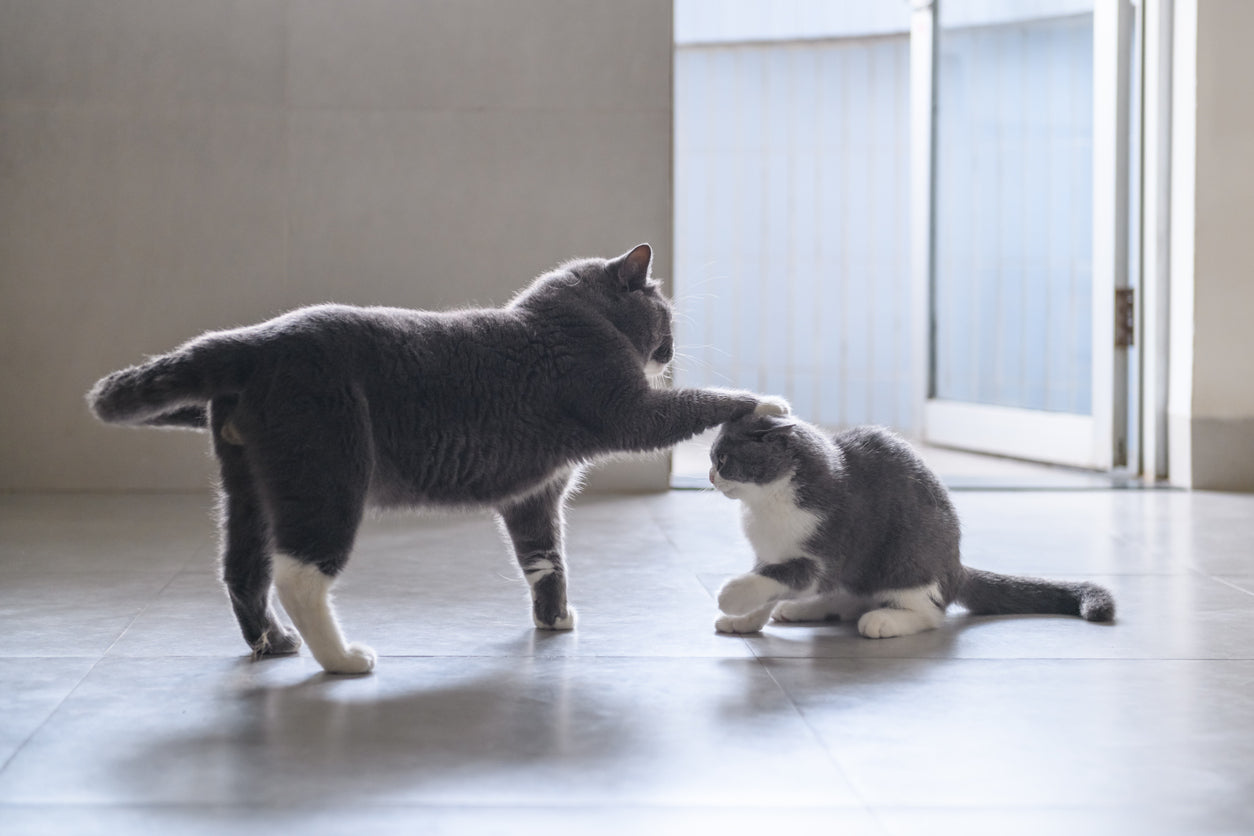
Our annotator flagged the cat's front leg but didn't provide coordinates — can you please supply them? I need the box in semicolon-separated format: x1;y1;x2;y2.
716;557;819;633
497;473;578;630
715;603;775;634
617;388;790;454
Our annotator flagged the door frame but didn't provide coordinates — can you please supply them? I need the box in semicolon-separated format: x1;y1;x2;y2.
911;0;1136;471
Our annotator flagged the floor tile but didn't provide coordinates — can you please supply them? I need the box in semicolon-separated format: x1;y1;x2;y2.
0;804;887;836
3;488;1253;834
0;657;96;767
877;806;1254;836
0;494;213;656
0;656;854;808
765;658;1254;811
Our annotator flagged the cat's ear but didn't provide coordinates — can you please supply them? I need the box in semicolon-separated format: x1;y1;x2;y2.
748;421;797;442
614;243;653;291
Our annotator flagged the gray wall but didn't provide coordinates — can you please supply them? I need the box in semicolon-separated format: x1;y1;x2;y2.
0;0;674;491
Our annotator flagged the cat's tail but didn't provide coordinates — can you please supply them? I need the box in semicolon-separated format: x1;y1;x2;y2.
87;338;247;429
956;567;1115;622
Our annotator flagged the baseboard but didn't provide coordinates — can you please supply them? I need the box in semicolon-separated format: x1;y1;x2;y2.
1170;413;1254;491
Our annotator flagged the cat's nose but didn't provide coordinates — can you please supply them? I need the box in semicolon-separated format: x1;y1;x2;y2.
709;468;717;484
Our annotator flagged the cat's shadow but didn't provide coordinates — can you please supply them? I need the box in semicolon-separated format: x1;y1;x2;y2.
111;631;637;804
722;609;1110;669
110;615;1097;803
725;615;962;666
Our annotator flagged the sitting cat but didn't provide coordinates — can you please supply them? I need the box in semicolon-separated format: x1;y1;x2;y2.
89;244;786;674
708;411;1115;636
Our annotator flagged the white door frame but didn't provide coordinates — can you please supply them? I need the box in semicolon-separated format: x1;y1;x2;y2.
912;0;1136;471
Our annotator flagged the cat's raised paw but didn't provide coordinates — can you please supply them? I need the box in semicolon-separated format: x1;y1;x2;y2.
718;574;783;616
753;396;791;417
715;613;770;634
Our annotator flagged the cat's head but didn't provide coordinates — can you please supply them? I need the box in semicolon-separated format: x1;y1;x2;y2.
709;414;800;499
513;243;673;378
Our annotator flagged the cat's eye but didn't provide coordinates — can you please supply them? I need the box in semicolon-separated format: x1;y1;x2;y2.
716;453;727;468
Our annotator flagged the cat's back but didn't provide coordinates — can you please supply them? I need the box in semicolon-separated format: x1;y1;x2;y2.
227;303;534;370
830;426;951;510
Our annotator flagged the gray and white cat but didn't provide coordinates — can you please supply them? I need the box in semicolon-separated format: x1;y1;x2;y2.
89;244;786;674
709;412;1115;635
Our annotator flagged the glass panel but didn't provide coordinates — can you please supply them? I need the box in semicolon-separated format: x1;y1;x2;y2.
933;1;1094;414
674;35;916;430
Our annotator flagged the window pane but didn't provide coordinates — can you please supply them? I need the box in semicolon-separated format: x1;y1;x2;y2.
933;3;1094;414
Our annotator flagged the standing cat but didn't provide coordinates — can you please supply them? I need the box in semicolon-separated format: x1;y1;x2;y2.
89;244;786;674
708;411;1115;635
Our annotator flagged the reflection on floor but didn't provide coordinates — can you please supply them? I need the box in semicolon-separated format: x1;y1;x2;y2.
2;486;1252;834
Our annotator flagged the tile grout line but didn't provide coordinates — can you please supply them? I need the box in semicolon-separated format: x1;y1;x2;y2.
0;566;192;780
0;659;96;781
757;661;876;816
1206;575;1254;598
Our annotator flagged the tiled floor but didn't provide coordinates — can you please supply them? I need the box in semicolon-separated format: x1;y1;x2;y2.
2;487;1253;834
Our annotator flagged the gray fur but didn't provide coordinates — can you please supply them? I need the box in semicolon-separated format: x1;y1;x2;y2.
88;244;774;657
710;413;1116;629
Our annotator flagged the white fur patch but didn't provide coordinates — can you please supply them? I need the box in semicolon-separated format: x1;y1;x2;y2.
523;558;555;586
717;573;787;616
272;553;376;674
753;396;791;417
734;476;822;565
644;359;668;378
534;607;577;630
857;583;946;639
715;604;774;634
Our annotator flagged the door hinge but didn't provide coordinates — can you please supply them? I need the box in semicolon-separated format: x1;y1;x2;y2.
1115;288;1135;348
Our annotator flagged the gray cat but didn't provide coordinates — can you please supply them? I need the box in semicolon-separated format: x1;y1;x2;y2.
88;244;786;674
709;412;1115;635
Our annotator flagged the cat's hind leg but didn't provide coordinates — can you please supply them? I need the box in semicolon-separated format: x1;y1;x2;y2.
497;472;577;630
251;390;376;674
272;555;375;674
856;583;947;638
773;589;872;623
211;397;300;658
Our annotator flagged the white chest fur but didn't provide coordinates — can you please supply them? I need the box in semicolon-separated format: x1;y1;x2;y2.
738;476;822;565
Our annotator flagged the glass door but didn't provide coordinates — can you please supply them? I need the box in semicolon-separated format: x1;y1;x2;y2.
920;0;1135;470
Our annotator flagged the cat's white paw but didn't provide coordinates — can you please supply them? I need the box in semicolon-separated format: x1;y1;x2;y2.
858;609;905;638
323;642;377;675
715;612;770;634
718;574;784;616
534;607;577;630
753;396;791;417
857;608;937;639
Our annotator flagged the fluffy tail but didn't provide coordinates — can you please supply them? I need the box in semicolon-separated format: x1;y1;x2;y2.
87;339;247;429
957;567;1115;622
